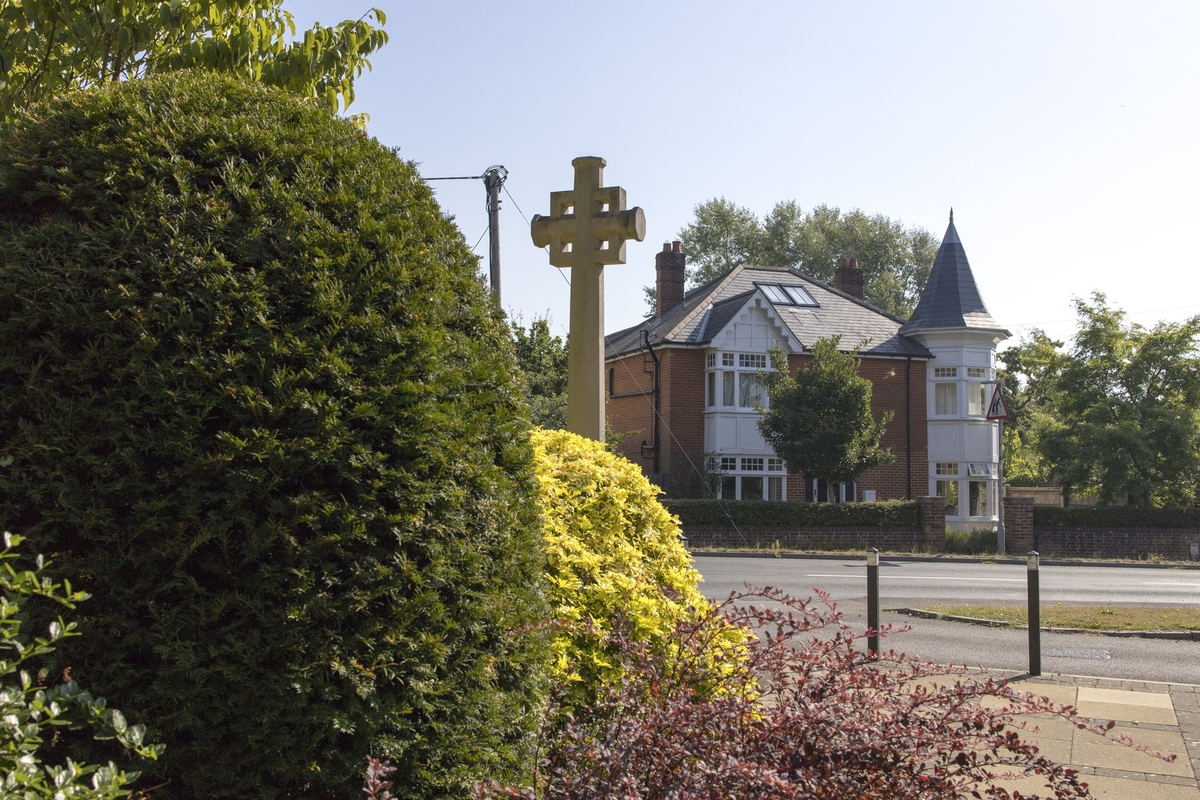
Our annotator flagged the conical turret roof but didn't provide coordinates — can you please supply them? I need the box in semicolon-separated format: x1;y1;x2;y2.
899;212;1008;336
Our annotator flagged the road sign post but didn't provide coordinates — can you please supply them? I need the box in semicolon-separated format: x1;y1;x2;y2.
986;383;1010;555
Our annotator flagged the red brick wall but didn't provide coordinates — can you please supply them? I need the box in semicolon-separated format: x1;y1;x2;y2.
606;351;656;472
1004;496;1198;559
784;353;928;502
606;347;928;501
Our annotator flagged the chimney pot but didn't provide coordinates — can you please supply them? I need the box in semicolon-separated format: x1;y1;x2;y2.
834;255;865;300
662;242;671;253
672;240;682;253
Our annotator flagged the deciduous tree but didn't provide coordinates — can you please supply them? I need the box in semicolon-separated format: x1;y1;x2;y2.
668;199;938;317
1039;294;1200;506
0;1;387;122
997;330;1069;486
758;337;893;492
511;315;568;429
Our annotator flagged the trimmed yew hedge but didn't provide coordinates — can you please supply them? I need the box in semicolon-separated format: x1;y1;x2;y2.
1033;505;1200;530
663;499;919;529
0;73;548;799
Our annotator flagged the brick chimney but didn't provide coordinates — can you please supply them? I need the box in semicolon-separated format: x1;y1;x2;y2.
835;256;864;300
656;240;686;318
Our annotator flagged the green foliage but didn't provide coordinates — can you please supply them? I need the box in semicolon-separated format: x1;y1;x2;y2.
510;315;568;430
0;533;162;798
530;429;741;707
758;338;894;488
674;199;938;317
662;451;723;499
663;499;919;529
944;528;998;555
1037;295;1200;506
1033;505;1200;530
0;72;548;799
0;1;387;122
998;330;1070;486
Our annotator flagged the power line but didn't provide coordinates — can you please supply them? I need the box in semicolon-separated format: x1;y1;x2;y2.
470;225;489;254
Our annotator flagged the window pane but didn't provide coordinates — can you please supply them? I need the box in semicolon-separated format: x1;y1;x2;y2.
760;285;789;304
969;480;990;516
767;476;783;501
721;476;736;500
739;373;764;408
706;372;716;407
742;476;763;500
739;353;767;369
968;383;986;415
783;285;817;306
935;382;957;415
933;367;957;378
936;480;959;516
722;371;735;406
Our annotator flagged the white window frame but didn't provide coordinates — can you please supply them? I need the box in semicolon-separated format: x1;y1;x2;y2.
929;461;999;519
705;349;773;412
715;453;787;501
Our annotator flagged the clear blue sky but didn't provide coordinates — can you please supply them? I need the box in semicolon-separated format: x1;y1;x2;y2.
288;1;1199;349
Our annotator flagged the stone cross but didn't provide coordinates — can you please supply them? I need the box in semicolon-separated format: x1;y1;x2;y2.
531;156;645;441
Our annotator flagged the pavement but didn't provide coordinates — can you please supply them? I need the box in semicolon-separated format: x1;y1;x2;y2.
977;669;1200;798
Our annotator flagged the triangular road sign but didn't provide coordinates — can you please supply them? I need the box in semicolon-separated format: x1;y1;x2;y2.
986;385;1009;420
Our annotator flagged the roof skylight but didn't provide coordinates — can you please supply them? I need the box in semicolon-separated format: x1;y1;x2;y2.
783;285;818;306
760;285;789;304
757;283;819;308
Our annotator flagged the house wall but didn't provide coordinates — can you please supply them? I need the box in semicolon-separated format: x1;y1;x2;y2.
606;345;706;490
605;346;928;502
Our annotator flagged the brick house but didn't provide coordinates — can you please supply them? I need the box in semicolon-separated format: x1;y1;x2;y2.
604;214;1010;524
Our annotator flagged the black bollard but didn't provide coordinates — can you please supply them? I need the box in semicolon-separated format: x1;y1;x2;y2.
1027;551;1041;676
867;548;880;657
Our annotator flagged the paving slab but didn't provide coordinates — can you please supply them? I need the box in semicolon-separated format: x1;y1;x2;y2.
981;670;1200;795
1072;726;1193;777
1078;687;1179;725
1082;774;1200;799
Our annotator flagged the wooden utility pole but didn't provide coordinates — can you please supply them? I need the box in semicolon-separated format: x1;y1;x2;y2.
483;166;507;302
425;166;508;302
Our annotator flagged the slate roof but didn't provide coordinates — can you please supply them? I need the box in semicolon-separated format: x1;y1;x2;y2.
898;213;1010;336
605;265;931;360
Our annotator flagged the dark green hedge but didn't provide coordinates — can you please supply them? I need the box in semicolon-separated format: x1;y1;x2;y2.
1034;505;1200;530
0;73;548;799
663;499;919;529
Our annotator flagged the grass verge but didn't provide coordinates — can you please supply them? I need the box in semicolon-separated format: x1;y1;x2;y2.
928;604;1200;631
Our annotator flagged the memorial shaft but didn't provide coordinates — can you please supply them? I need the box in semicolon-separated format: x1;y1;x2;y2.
531;157;645;441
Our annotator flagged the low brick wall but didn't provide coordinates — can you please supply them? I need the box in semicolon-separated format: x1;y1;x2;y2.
684;496;946;552
684;525;927;552
1004;496;1200;560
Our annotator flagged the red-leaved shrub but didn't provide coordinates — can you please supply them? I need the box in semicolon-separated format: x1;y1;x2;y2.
477;587;1167;799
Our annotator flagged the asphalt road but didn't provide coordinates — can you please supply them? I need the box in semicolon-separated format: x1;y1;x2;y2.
693;554;1200;685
